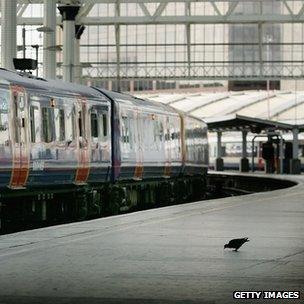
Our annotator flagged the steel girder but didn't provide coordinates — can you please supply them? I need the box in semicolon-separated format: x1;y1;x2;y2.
1;0;303;25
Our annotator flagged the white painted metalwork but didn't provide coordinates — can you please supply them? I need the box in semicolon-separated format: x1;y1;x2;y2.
292;128;299;159
43;0;56;79
115;1;121;91
241;130;247;158
217;131;222;158
74;38;81;84
62;19;76;82
81;63;304;81
1;0;304;82
139;91;304;125
1;0;17;70
0;0;302;25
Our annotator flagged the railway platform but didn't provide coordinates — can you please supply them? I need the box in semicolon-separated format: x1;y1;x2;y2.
0;172;303;304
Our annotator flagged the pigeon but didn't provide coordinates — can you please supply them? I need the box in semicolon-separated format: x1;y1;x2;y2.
224;237;249;251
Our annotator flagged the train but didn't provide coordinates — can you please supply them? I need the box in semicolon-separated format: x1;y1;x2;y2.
209;133;304;172
0;69;208;231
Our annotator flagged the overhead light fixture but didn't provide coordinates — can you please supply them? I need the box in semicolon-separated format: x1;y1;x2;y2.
13;58;38;71
45;45;62;51
81;63;92;68
37;26;54;33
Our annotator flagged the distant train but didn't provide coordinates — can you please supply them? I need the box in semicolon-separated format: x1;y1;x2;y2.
0;69;208;231
209;134;304;172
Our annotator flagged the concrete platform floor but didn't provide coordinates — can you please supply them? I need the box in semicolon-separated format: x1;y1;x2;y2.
0;173;303;304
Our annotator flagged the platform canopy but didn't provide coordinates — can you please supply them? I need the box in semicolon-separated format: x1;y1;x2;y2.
205;114;295;133
140;91;304;126
296;124;304;132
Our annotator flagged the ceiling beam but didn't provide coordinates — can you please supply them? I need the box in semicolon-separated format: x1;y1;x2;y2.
17;3;29;17
296;4;304;19
12;0;297;4
138;3;151;17
282;0;294;16
225;1;238;17
77;2;95;18
210;2;222;16
153;2;167;18
12;13;304;26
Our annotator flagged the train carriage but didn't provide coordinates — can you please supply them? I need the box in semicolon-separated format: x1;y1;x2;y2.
0;69;111;190
0;69;208;232
183;115;209;176
97;89;184;181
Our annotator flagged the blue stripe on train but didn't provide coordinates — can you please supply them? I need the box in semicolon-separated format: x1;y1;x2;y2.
27;169;76;186
0;171;11;188
28;167;111;186
88;167;111;183
118;165;192;181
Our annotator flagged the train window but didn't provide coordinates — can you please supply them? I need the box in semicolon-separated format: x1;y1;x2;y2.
91;112;98;138
78;111;83;137
59;109;65;141
102;114;107;137
0;92;9;145
147;118;154;151
65;107;75;142
158;121;163;142
165;129;170;141
41;107;54;143
30;106;36;143
12;94;20;143
54;108;65;142
95;112;108;142
153;120;158;142
128;117;134;148
121;116;129;143
142;117;148;150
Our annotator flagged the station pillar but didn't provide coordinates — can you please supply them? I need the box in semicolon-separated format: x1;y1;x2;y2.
43;0;56;79
290;128;301;174
58;5;80;82
215;131;224;171
74;25;85;84
240;130;249;172
152;80;157;91
129;80;135;93
1;0;17;70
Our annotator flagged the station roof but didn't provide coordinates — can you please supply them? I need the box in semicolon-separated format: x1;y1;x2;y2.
138;90;304;133
297;124;304;132
205;114;294;133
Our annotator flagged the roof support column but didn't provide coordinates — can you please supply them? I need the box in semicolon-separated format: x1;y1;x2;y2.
115;1;121;91
215;131;224;171
240;130;249;172
185;2;191;77
58;5;80;83
152;80;157;91
43;0;56;79
290;128;301;174
74;25;85;84
258;22;263;78
1;0;17;70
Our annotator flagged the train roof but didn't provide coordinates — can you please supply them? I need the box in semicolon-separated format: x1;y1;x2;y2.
94;88;180;115
0;69;108;101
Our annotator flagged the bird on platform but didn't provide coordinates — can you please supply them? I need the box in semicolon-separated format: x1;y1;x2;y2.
224;237;249;251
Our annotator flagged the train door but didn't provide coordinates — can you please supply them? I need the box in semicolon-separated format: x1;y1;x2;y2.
164;115;172;177
134;108;143;179
9;85;30;188
75;97;90;184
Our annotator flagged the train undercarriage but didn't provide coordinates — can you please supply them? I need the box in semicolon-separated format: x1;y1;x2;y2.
0;175;207;234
